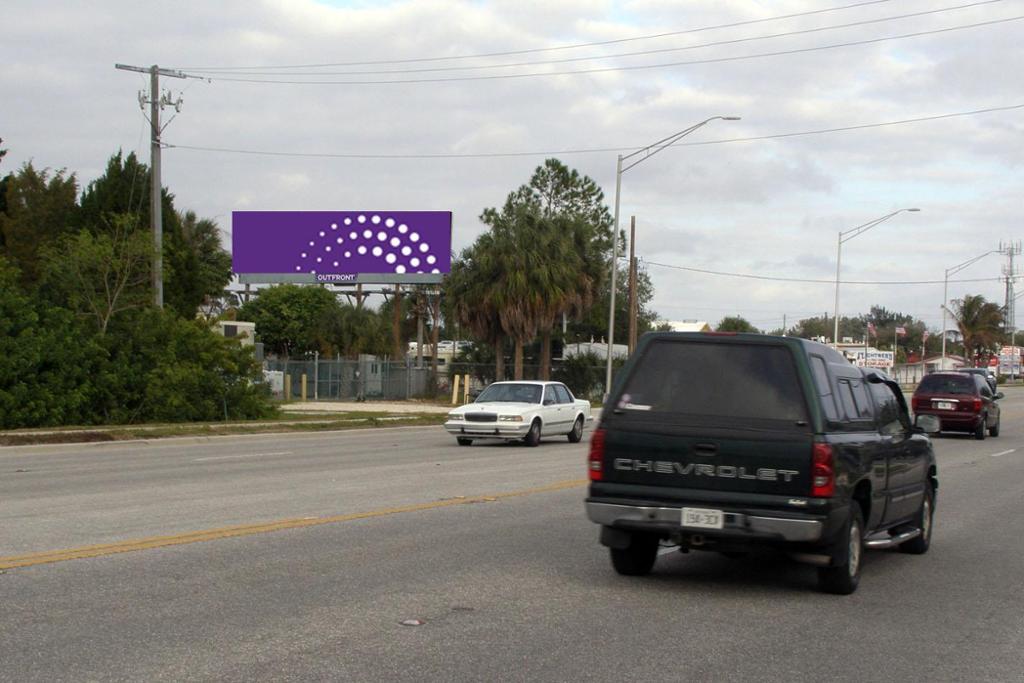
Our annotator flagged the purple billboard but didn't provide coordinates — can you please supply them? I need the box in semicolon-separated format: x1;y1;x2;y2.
232;211;452;284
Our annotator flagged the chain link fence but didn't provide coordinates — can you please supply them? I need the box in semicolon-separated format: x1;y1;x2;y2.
262;357;620;403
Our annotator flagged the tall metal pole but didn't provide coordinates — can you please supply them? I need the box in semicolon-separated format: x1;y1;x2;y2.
942;249;999;368
833;233;842;346
604;154;623;398
941;272;949;367
149;66;163;308
832;208;920;348
601;116;741;397
628;216;638;355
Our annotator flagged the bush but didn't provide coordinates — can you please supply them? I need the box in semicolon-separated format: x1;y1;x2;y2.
553;351;606;401
105;309;274;423
0;259;109;428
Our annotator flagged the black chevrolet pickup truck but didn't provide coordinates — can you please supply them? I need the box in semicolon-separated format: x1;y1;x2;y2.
586;333;939;594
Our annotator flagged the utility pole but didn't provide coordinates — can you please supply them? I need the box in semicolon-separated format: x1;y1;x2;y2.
114;63;192;307
1000;241;1021;343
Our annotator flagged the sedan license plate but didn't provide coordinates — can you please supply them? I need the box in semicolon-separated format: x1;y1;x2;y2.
935;401;955;410
681;507;724;529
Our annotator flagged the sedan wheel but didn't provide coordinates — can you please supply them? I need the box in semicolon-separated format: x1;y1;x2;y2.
567;416;584;443
523;419;541;447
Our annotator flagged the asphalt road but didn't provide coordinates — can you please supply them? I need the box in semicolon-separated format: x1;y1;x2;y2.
2;395;1023;681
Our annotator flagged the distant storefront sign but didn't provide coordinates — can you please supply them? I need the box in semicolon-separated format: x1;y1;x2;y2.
232;211;452;284
998;345;1021;376
849;348;895;369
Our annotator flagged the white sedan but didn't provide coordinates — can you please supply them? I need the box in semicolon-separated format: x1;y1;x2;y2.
444;381;592;447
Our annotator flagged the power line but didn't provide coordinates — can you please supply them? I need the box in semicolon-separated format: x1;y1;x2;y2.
175;1;1000;78
164;102;1024;159
181;16;1024;85
643;259;1020;285
174;0;899;71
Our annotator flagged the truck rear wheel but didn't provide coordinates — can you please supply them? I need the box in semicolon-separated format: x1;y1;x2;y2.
610;533;659;576
817;507;864;595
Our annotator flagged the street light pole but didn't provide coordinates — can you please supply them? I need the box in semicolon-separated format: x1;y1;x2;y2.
941;250;998;367
833;208;920;348
603;116;740;397
605;153;623;394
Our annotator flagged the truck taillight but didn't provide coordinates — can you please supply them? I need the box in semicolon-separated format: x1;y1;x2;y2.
811;443;835;498
588;428;606;481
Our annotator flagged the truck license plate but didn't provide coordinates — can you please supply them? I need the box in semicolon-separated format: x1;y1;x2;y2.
935;401;954;410
681;507;724;529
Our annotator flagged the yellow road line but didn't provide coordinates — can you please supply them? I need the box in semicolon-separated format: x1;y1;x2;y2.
0;479;588;570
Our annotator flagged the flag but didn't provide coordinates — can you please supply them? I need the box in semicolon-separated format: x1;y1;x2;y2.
895;326;907;336
867;322;877;337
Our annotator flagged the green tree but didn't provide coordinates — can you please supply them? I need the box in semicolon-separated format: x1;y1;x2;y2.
0;257;108;428
480;159;613;379
166;210;233;318
101;308;271;423
0;162;79;287
319;304;390;359
444;237;508;380
78;152;231;318
237;284;340;356
950;294;1004;364
39;214;153;333
716;316;760;333
567;263;659;345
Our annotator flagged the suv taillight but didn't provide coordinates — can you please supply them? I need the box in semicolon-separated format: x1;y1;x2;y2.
811;443;835;498
588;428;606;481
911;396;924;411
972;397;983;412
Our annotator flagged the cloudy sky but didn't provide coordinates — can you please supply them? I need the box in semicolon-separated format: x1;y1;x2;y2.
4;0;1022;334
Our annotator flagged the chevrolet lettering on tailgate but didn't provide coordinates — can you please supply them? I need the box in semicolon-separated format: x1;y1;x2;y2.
613;459;798;482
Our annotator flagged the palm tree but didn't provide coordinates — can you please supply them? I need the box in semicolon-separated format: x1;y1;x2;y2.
446;239;507;380
485;218;540;380
950;294;1004;365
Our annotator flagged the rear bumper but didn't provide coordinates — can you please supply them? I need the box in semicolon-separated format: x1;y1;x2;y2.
915;409;982;431
586;501;827;543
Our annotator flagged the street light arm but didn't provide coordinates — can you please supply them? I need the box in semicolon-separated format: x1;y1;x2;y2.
839;209;911;244
620;116;738;172
946;250;999;277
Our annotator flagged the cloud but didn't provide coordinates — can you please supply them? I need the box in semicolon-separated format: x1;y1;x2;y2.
2;0;1020;330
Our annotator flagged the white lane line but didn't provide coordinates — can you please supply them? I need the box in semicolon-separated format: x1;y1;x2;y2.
193;451;294;463
658;547;677;556
989;449;1016;458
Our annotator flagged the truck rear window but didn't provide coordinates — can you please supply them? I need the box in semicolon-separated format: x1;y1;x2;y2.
616;341;808;423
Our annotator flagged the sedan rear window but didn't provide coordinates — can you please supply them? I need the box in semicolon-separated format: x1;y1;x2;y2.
617;341;808;423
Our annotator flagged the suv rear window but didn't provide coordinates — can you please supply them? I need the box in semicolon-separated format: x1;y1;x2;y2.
617;340;808;423
917;374;975;395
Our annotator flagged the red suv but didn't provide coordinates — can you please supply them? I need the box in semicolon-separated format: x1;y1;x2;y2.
912;372;1002;440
